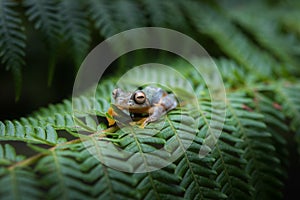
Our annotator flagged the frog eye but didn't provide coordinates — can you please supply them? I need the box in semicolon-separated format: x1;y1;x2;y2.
134;91;146;104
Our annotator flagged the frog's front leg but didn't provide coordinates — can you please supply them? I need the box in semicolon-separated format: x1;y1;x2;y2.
160;94;178;112
142;105;166;127
143;94;177;126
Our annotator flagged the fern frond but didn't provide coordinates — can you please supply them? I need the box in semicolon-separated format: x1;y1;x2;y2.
88;0;147;38
58;0;91;68
276;84;300;131
136;165;184;200
23;0;60;45
212;132;253;199
0;168;42;200
5;80;113;143
223;2;298;68
22;0;61;85
0;0;26;99
0;144;25;166
30;79;113;119
215;58;249;89
35;147;92;199
29;100;72;119
112;0;146;31
186;94;254;199
141;0;186;29
228;92;285;199
115;111;194;198
0;0;26;69
275;84;300;154
182;1;281;79
80;105;217;199
86;0;121;37
141;0;169;27
26;97;109;132
197;100;254;199
79;138;141;199
172;100;227;199
0;120;66;145
177;152;225;199
253;90;289;179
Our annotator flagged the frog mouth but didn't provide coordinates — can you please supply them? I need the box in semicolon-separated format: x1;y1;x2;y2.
128;106;151;114
114;104;150;114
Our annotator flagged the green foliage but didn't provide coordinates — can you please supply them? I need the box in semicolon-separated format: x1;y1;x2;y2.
58;0;91;68
1;0;300;199
23;0;60;45
0;0;26;99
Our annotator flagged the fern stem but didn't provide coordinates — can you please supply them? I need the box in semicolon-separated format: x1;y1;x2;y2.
7;127;118;170
166;115;205;199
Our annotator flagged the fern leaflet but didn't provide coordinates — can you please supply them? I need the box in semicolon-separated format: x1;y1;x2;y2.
0;0;26;99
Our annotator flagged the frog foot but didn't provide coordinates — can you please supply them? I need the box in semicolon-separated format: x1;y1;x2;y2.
106;107;116;126
133;117;148;129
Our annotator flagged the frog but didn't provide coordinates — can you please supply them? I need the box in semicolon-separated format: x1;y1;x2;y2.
107;86;178;127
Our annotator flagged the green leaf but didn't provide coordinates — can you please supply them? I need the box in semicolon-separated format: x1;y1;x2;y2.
0;144;25;166
0;168;42;200
0;0;26;99
58;0;91;68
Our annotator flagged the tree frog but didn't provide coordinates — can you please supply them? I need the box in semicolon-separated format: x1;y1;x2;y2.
107;86;178;127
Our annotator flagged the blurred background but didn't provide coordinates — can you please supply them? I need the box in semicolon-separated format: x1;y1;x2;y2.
2;0;299;121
